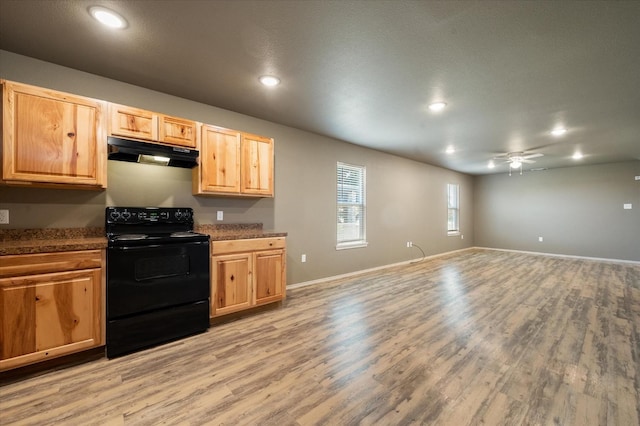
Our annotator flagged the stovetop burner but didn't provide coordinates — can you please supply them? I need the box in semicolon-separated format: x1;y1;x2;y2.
170;231;198;238
113;234;148;241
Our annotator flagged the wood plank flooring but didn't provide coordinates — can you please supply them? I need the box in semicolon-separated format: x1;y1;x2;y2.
1;248;639;425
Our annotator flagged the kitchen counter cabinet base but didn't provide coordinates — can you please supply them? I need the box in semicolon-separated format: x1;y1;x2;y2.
0;250;103;372
210;238;286;318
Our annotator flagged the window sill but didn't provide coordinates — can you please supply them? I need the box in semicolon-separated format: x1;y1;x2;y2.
447;231;460;236
336;241;369;250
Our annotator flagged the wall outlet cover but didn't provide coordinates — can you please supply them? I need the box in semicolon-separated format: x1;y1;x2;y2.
0;209;8;224
216;211;223;221
623;203;632;210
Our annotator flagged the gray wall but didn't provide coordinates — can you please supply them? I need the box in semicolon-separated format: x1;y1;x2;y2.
0;50;473;284
474;161;640;262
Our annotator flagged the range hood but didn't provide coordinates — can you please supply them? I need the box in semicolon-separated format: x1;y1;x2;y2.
107;137;199;168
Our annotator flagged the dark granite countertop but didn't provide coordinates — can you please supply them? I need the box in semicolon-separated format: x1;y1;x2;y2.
0;228;107;256
0;224;286;256
196;224;287;241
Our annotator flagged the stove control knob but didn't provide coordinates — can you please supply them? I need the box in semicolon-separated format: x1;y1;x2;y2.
183;210;192;220
175;210;183;220
122;211;131;220
110;211;121;221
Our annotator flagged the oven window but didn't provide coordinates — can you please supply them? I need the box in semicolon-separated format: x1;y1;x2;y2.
135;255;189;281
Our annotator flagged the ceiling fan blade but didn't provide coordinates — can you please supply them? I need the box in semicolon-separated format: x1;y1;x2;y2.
522;153;543;159
522;159;536;163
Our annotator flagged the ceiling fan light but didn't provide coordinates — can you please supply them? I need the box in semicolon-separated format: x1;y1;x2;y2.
510;160;522;169
572;152;583;160
488;161;495;169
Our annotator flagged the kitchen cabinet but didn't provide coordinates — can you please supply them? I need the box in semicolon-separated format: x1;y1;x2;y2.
193;125;274;197
0;250;104;371
210;237;286;317
193;124;241;194
241;132;274;196
108;103;198;149
1;80;107;189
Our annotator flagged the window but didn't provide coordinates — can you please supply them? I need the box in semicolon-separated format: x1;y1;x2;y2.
447;183;460;235
337;162;367;249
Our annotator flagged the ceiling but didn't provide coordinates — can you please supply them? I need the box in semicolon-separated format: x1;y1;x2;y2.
1;0;639;175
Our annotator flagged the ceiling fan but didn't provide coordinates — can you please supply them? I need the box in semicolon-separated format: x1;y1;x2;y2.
493;151;544;175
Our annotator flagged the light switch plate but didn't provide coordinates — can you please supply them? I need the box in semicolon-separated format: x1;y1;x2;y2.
216;211;223;221
0;209;8;224
623;204;632;210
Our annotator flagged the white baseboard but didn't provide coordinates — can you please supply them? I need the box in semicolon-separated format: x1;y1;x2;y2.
474;246;640;265
288;247;475;290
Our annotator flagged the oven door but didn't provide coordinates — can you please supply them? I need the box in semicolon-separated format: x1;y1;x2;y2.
107;240;210;319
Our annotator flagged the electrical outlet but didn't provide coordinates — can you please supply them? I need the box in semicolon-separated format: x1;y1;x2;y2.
538;237;543;242
406;241;412;248
301;254;307;263
0;209;8;224
623;204;632;210
461;234;464;240
216;211;223;221
635;176;640;181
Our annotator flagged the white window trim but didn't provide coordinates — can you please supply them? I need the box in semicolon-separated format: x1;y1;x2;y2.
336;162;367;250
336;241;369;250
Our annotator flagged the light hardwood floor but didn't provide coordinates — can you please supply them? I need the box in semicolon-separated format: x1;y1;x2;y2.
1;248;639;425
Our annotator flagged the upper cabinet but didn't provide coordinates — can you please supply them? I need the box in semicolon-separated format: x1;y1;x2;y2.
1;80;107;189
241;133;274;196
108;103;198;149
194;124;241;194
1;80;274;196
193;125;274;197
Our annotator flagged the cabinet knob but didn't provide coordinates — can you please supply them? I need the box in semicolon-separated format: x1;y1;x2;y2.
67;132;76;138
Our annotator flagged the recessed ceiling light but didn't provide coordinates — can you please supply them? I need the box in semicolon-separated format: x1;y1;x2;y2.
572;152;583;160
551;127;567;137
89;6;127;29
259;75;281;87
428;102;447;112
445;146;455;154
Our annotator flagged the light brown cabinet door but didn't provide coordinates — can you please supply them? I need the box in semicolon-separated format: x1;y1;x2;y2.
108;103;157;141
211;253;252;316
254;249;285;305
0;268;102;371
241;133;274;196
2;81;106;188
195;124;241;194
158;115;197;148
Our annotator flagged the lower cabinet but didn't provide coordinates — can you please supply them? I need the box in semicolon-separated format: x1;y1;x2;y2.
211;238;286;317
0;250;103;371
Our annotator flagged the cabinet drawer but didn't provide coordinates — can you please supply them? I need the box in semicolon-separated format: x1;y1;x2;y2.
211;237;285;254
0;250;102;278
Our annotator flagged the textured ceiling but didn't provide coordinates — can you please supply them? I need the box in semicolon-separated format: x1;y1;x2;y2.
1;0;639;175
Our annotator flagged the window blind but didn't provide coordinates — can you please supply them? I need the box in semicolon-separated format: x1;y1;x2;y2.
337;162;366;247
